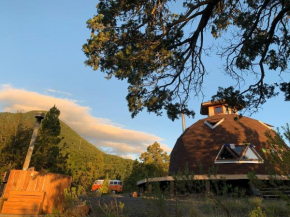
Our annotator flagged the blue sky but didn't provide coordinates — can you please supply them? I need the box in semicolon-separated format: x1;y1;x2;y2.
0;1;289;158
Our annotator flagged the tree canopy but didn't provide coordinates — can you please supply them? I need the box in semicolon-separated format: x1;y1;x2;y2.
0;113;32;171
123;142;169;191
83;0;290;120
139;142;170;176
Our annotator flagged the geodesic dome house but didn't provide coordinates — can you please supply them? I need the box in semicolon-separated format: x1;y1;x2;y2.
169;101;285;177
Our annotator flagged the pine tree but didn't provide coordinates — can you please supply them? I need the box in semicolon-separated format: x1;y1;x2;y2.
32;106;68;173
265;124;290;175
139;142;170;177
0;123;32;171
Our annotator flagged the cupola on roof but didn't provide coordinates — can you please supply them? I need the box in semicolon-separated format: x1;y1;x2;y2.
200;100;240;117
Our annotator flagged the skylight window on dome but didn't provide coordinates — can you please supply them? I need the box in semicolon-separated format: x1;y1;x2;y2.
243;148;259;160
204;118;224;129
218;146;238;160
215;144;263;164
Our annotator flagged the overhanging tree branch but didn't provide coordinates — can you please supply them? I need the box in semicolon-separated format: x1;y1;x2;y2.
84;0;290;120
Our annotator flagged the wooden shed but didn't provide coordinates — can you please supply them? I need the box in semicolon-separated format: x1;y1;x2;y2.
0;170;72;215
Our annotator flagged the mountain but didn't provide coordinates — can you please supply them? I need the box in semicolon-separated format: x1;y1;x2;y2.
0;111;133;187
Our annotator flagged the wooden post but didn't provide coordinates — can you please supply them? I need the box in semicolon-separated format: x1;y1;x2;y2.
23;112;45;170
148;184;152;194
205;181;210;194
170;181;174;196
182;113;186;132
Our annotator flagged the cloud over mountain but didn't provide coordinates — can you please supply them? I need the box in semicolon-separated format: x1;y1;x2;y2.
0;84;171;158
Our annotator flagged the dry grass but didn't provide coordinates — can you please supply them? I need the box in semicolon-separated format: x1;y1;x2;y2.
84;194;290;217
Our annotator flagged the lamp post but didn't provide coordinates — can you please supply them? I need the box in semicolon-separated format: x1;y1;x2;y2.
22;112;45;170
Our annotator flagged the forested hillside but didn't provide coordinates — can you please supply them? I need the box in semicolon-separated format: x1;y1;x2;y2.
0;110;133;189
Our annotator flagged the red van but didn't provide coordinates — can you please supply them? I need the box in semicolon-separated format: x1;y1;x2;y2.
91;179;123;194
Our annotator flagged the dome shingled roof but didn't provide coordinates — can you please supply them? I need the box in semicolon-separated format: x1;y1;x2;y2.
169;114;280;175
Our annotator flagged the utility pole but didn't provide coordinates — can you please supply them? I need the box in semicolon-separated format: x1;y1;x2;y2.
182;113;186;132
23;112;45;170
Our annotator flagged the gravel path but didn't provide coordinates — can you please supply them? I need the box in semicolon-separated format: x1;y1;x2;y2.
86;194;183;217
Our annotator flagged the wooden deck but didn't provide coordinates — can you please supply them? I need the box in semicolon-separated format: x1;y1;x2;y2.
137;174;289;185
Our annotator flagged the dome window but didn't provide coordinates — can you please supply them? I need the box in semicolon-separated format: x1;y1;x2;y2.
215;144;263;164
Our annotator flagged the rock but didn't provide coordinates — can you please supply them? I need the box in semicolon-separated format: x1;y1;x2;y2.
131;191;139;197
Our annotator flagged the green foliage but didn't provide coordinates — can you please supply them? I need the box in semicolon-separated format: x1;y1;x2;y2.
144;185;168;217
248;124;290;204
123;142;169;191
84;0;290;120
64;187;79;209
31;106;68;173
264;124;290;175
281;123;290;146
249;207;266;217
0;112;32;173
248;171;266;190
173;165;199;194
48;187;88;217
48;207;63;217
0;121;32;171
41;105;61;138
103;154;133;181
139;142;169;176
248;197;263;208
123;160;145;192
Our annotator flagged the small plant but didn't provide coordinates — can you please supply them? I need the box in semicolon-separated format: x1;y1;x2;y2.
248;197;263;207
96;198;127;217
249;206;266;217
153;185;167;217
100;174;110;195
47;207;63;217
50;187;89;217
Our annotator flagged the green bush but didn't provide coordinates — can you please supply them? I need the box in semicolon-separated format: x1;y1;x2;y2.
249;207;266;217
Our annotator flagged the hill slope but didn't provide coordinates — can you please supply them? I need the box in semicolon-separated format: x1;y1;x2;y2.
0;111;133;184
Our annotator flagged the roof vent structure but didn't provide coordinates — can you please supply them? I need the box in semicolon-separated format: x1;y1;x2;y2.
204;118;224;129
200;100;241;117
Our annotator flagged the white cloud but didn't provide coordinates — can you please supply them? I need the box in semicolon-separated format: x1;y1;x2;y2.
45;88;72;96
0;85;171;158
